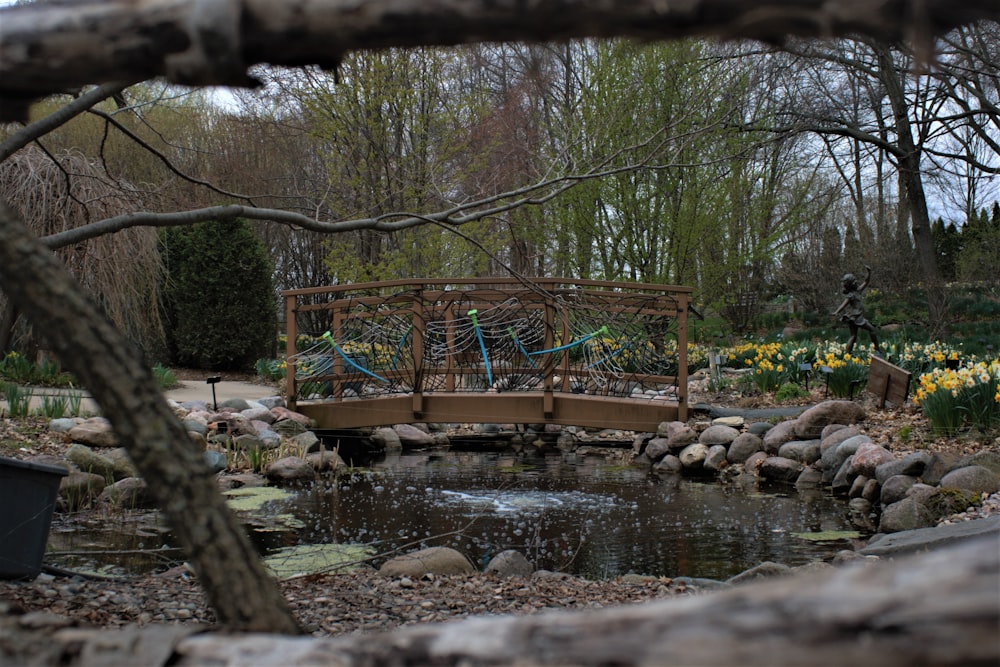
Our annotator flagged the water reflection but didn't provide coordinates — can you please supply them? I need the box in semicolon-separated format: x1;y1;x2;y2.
282;451;858;580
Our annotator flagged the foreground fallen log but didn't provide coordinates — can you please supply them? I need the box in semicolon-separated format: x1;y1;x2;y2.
37;536;999;666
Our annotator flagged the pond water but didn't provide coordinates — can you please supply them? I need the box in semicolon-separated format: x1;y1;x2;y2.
49;450;861;580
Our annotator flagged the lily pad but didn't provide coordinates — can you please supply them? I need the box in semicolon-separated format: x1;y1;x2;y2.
223;486;290;512
791;530;861;542
264;543;375;578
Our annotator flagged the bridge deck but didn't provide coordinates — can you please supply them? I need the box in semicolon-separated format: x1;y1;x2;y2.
297;391;681;432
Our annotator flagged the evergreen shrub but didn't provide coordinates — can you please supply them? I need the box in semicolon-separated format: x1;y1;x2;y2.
160;219;276;371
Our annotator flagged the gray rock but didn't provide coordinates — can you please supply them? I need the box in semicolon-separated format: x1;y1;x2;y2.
644;437;671;462
875;452;932;484
861;516;1000;557
431;432;450;448
958;451;1000;476
878;496;936;533
777;440;821;465
699;425;740;447
821;434;870;483
921;452;962;486
59;471;107;511
104;447;138;480
204;449;229;473
182;419;208;436
65;444;115;479
678;443;709;469
759;456;804;484
711;415;745;429
761;420;798;455
848;474;869;499
726;561;791;585
744;451;768;472
371;427;402;451
704;445;728;472
305;450;346;472
98;477;154;509
819;425;862;454
48;418;80;433
848;497;873;515
272;419;307;437
67;418;117;448
379;546;475;577
265;456;316;483
257;396;285;410
394;423;435;448
939;465;1000;496
232;434;266;451
831;455;855;495
257;429;282;449
793;400;866;438
664;422;698;449
292;430;319;451
672;576;732;591
880;475;918;506
794;467;823;490
271;406;313;427
485;550;534;577
726;433;762;464
218;397;251;411
653;454;682;474
746;422;772;436
905;483;939;504
862;478;880;503
241;406;275;424
849;442;895;478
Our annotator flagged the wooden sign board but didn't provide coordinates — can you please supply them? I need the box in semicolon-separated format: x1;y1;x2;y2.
866;356;911;408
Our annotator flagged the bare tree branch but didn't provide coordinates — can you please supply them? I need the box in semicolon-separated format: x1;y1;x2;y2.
0;82;129;161
2;0;998;120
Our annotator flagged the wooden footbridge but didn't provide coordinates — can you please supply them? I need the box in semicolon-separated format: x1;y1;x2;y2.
283;278;691;431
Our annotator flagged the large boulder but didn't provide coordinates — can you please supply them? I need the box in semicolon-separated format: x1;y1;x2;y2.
849;442;895;478
98;477;154;509
880;475;918;506
393;424;435;448
879;496;936;533
762;420;798;455
379;546;475;577
875;452;932;484
59;471;107;511
726;433;762;464
678;443;709;470
67;418;118;448
793;401;866;439
265;456;316;483
643;437;671;462
65;444;115;479
699;425;740;447
371;427;402;451
777;440;821;465
485;550;534;577
759;456;804;484
939;466;1000;496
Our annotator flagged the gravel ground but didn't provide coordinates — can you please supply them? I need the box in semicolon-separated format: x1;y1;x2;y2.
0;568;686;637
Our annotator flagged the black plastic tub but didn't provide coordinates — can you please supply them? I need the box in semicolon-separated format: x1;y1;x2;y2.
0;456;67;580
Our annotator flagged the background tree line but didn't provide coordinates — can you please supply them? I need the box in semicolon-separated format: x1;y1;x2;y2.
1;22;998;361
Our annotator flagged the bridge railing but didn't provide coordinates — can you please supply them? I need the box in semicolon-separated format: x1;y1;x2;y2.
282;278;691;424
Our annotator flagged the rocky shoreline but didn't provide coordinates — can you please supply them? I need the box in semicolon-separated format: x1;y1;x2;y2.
1;390;998;643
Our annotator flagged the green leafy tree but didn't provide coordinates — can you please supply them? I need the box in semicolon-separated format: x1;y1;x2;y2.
160;219;276;370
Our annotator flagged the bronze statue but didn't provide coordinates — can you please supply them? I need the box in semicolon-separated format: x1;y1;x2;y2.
834;266;879;355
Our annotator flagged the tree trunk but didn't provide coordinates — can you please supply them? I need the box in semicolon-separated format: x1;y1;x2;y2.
0;200;301;634
874;42;949;334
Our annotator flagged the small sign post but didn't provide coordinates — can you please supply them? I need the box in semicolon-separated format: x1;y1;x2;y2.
866;356;910;408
